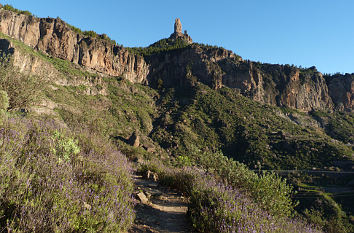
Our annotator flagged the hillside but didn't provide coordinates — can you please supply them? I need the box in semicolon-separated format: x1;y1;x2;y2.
0;5;353;233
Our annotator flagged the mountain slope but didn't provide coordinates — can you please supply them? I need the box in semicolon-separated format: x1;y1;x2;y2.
0;5;353;233
0;7;352;112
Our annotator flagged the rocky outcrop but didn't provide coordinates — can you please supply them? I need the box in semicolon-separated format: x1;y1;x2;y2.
147;44;352;111
221;63;334;111
169;18;192;44
0;9;352;112
174;18;182;34
0;9;149;82
326;73;353;111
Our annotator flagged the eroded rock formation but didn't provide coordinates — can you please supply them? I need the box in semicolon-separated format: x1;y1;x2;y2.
0;9;149;82
0;8;351;112
169;18;192;44
174;18;182;34
147;44;352;111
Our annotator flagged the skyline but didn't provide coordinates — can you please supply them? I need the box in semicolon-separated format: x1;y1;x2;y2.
1;0;354;74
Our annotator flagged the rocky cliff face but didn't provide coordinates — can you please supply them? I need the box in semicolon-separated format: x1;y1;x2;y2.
0;9;149;82
147;44;352;111
0;8;352;112
326;73;354;111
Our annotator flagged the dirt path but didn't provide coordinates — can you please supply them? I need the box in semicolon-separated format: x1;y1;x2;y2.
129;174;192;233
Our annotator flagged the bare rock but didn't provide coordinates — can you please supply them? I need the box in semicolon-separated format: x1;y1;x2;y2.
137;192;149;204
147;170;159;182
169;18;192;44
128;130;140;147
0;9;149;83
174;18;182;34
327;73;353;111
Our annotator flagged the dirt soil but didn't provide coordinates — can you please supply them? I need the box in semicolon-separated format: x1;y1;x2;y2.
128;174;192;233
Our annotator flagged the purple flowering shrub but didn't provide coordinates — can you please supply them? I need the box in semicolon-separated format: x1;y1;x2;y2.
0;118;134;232
179;148;297;218
139;160;322;233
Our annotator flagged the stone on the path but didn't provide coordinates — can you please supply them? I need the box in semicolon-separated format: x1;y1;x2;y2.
137;191;149;204
147;170;159;182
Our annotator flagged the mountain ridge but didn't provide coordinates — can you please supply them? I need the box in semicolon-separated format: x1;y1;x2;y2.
0;7;352;112
0;4;353;232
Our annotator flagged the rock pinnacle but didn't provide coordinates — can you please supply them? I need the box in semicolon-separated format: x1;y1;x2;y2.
170;18;193;44
174;18;182;34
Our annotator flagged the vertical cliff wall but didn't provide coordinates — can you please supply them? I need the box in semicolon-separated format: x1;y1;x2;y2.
0;9;149;82
0;8;352;112
147;44;352;112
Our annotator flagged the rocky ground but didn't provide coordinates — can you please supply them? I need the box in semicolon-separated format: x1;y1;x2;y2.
129;173;191;233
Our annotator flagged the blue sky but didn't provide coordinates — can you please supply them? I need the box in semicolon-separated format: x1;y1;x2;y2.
1;0;354;74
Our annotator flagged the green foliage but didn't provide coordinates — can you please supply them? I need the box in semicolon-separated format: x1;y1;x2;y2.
302;193;354;233
0;56;42;110
0;23;352;231
175;155;192;167
2;4;32;16
190;149;297;217
83;30;98;38
51;129;80;163
152;84;352;171
127;38;189;56
67;24;83;34
138;160;319;233
0;90;9;125
0;118;134;232
310;110;354;144
66;24;117;45
0;90;9;110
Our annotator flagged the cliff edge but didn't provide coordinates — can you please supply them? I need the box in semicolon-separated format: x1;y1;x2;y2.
0;8;149;82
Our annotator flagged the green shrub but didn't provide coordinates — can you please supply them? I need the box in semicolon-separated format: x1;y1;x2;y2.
127;38;189;56
138;160;320;233
191;149;297;217
0;118;134;232
0;60;42;109
0;90;9;124
2;4;32;16
51;129;80;163
0;90;9;110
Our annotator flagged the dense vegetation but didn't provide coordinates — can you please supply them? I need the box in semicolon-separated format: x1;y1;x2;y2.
151;85;352;170
1;4;32;16
66;23;118;46
0;56;135;231
0;10;353;232
0;117;134;232
138;159;321;233
127;38;190;56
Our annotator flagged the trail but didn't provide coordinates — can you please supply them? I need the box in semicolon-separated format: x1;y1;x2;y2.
129;173;192;233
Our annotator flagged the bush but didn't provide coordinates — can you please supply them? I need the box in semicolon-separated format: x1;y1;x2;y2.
0;90;9;124
2;4;32;16
0;118;134;232
0;90;9;110
83;30;98;38
127;38;190;56
189;148;297;217
138;160;321;233
0;60;42;110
